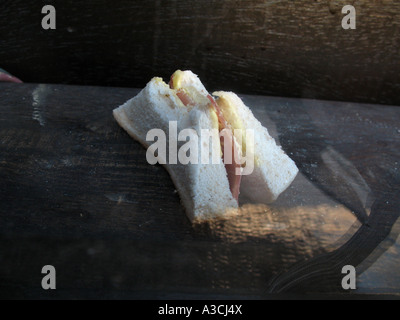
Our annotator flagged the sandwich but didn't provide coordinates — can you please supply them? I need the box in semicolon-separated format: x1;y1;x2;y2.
113;70;298;222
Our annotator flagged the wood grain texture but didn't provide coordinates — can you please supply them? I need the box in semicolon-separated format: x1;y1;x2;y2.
0;83;399;299
0;0;399;105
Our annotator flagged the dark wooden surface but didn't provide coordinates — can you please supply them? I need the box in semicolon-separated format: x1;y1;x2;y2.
0;82;399;299
1;0;400;105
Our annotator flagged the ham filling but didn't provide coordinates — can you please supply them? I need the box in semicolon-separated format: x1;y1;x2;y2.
169;77;242;202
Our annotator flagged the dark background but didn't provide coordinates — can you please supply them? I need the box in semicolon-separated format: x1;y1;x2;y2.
1;0;399;105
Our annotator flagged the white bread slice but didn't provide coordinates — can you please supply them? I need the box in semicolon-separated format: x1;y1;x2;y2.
113;76;238;222
213;91;298;203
